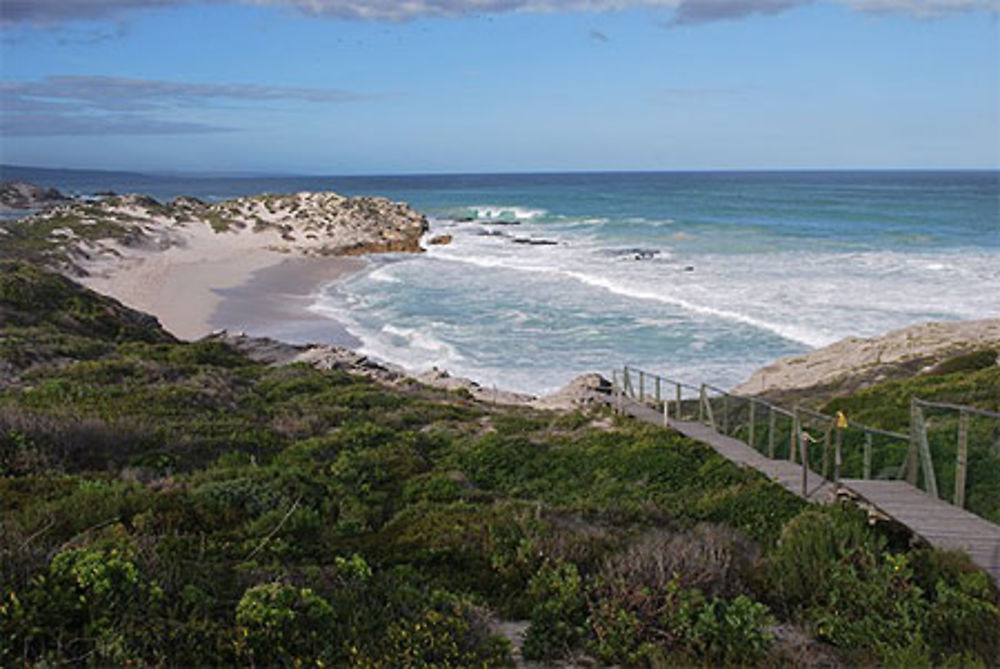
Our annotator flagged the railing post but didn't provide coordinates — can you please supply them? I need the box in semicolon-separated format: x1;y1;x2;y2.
800;427;809;496
722;393;730;435
655;376;661;405
914;402;939;499
834;425;842;486
698;384;705;423
864;432;872;480
790;408;800;463
611;368;617;393
907;399;920;486
768;408;776;458
639;370;645;403
954;410;968;508
662;391;669;427
822;425;832;479
748;399;756;451
675;383;682;421
701;385;717;430
611;370;620;415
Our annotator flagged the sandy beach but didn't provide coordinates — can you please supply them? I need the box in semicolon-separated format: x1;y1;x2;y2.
78;221;365;342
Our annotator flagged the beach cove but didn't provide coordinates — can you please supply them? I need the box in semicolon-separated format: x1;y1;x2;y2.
4;169;999;397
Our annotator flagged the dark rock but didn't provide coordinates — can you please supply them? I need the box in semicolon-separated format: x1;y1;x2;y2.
171;195;207;209
606;247;660;260
512;238;558;246
0;181;71;211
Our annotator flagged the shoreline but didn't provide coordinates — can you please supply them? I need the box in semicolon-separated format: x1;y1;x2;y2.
209;255;365;348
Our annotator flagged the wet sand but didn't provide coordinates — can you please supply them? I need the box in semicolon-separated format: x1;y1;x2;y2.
208;255;365;348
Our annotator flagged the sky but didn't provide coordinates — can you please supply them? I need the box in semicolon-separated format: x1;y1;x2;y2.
0;0;998;174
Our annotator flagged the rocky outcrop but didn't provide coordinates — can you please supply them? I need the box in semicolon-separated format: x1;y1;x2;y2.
415;368;537;405
0;181;71;211
7;190;429;275
204;330;611;411
533;373;611;410
733;318;1000;400
427;234;453;246
198;191;428;255
204;331;408;385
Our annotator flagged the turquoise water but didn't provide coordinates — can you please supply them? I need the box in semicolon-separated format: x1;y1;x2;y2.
315;172;1000;394
7;168;999;394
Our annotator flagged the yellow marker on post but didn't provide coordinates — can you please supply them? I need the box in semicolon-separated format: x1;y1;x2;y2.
835;411;847;485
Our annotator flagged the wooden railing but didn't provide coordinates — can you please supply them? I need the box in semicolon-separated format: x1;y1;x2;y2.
612;365;1000;505
908;398;1000;508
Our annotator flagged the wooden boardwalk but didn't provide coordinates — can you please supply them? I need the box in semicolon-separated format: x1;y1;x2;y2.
614;396;1000;585
618;398;834;501
841;479;1000;583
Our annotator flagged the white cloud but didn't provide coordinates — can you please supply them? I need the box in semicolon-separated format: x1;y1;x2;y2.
846;0;998;17
1;0;995;25
0;75;373;136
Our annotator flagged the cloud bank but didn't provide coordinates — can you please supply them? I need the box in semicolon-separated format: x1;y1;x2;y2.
2;0;996;25
0;75;372;136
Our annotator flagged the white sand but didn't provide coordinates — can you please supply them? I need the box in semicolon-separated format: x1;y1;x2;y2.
78;221;357;341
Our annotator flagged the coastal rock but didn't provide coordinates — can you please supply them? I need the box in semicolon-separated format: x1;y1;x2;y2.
733;318;1000;400
533;373;611;411
203;331;407;384
0;181;71;211
511;237;558;246
427;234;453;245
205;331;612;413
606;247;660;260
416;368;537;405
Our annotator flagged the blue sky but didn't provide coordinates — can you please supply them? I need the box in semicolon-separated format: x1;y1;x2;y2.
1;0;997;174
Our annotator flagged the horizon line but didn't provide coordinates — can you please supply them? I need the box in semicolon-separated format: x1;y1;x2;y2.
3;163;999;181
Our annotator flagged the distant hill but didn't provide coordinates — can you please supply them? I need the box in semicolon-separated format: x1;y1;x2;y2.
0;164;158;184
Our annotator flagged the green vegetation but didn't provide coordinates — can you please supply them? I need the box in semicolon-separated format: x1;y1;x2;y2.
0;210;139;268
820;354;1000;522
204;211;237;233
1;263;998;665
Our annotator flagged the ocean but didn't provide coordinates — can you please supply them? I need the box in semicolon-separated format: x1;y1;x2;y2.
5;167;999;395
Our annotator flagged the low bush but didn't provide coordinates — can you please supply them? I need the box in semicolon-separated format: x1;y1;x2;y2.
764;504;886;614
235;582;336;664
522;560;587;660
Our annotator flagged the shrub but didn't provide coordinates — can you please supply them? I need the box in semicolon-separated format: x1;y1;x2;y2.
235;582;336;664
587;575;775;665
522;560;587;660
930;349;998;376
2;539;165;664
683;592;775;664
584;526;773;665
597;525;758;602
924;569;1000;661
0;427;46;476
810;551;928;657
765;504;886;613
373;591;511;667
